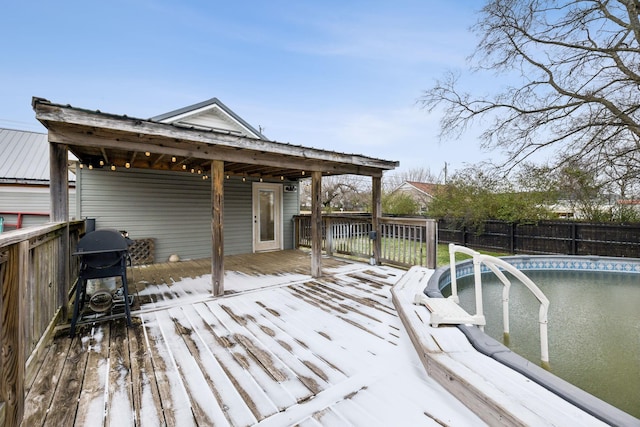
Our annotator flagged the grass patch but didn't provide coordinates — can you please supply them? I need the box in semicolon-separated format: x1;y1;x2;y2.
436;244;510;267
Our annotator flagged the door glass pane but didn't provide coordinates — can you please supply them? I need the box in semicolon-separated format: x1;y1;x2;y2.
259;190;275;241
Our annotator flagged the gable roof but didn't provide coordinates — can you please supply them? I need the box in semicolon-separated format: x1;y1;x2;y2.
150;98;267;139
0;128;75;184
395;181;440;196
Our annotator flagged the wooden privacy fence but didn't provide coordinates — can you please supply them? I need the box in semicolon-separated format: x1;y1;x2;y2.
439;219;640;257
294;214;437;268
0;221;83;427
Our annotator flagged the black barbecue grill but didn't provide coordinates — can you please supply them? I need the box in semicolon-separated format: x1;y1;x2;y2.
70;229;134;337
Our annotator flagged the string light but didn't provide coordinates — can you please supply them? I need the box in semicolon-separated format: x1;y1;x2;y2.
182;165;187;170
280;175;284;181
171;156;177;162
88;164;93;170
79;163;84;169
99;160;105;166
125;162;131;168
301;171;305;176
145;151;151;157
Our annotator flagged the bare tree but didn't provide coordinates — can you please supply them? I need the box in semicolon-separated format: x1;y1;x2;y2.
384;166;441;191
299;175;370;212
420;0;640;179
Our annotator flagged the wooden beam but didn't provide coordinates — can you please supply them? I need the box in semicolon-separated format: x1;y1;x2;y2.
372;176;381;265
47;127;387;177
34;101;399;171
311;171;322;278
211;160;224;296
49;142;70;318
49;143;68;222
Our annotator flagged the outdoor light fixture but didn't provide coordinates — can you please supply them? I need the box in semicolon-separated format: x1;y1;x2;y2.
125;162;131;168
110;164;116;171
145;151;151;157
242;176;246;182
88;164;93;170
182;164;187;170
171;156;177;162
280;176;284;181
301;171;305;176
99;160;105;166
79;163;84;169
226;175;230;179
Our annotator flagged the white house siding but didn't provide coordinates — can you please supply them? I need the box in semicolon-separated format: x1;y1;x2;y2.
78;167;299;262
0;186;77;228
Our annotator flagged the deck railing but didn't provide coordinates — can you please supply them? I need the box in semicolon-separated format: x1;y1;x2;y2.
0;221;84;427
293;214;437;269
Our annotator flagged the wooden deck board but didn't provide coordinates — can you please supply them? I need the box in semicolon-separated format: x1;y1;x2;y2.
41;334;88;427
74;324;110;427
24;253;493;426
22;333;73;427
127;318;166;427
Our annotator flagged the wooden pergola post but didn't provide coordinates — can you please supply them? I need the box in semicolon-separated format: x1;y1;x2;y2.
372;175;382;265
50;142;70;314
211;160;224;296
50;143;69;222
311;171;322;277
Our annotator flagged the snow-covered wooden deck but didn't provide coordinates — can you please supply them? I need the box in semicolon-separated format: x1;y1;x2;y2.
22;252;485;426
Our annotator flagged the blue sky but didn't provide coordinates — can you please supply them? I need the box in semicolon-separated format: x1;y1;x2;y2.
1;0;490;179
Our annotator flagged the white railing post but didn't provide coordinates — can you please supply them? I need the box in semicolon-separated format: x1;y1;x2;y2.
448;243;460;302
326;216;333;256
472;253;485;332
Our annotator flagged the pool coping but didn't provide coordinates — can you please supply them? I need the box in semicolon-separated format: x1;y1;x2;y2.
425;254;640;427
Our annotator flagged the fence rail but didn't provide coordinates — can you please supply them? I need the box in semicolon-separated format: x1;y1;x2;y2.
294;214;437;268
438;219;640;257
0;221;83;426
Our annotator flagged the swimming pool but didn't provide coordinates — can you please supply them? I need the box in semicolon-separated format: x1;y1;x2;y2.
426;253;640;424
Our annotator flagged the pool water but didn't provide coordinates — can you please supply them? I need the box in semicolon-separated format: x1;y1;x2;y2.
448;270;640;418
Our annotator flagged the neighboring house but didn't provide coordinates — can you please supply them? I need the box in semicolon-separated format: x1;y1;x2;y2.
390;181;440;214
75;98;296;262
0;127;76;231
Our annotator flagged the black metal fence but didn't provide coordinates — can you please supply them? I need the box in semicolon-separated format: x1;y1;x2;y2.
438;219;640;258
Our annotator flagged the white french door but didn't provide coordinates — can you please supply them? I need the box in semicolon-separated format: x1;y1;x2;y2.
252;182;283;252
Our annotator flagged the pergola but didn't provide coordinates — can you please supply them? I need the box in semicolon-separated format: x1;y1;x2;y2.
33;97;399;295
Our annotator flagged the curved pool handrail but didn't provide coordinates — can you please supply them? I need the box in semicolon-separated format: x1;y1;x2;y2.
448;243;478;303
476;254;550;365
448;244;551;365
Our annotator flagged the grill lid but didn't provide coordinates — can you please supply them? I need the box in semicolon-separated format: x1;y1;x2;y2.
74;229;128;255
